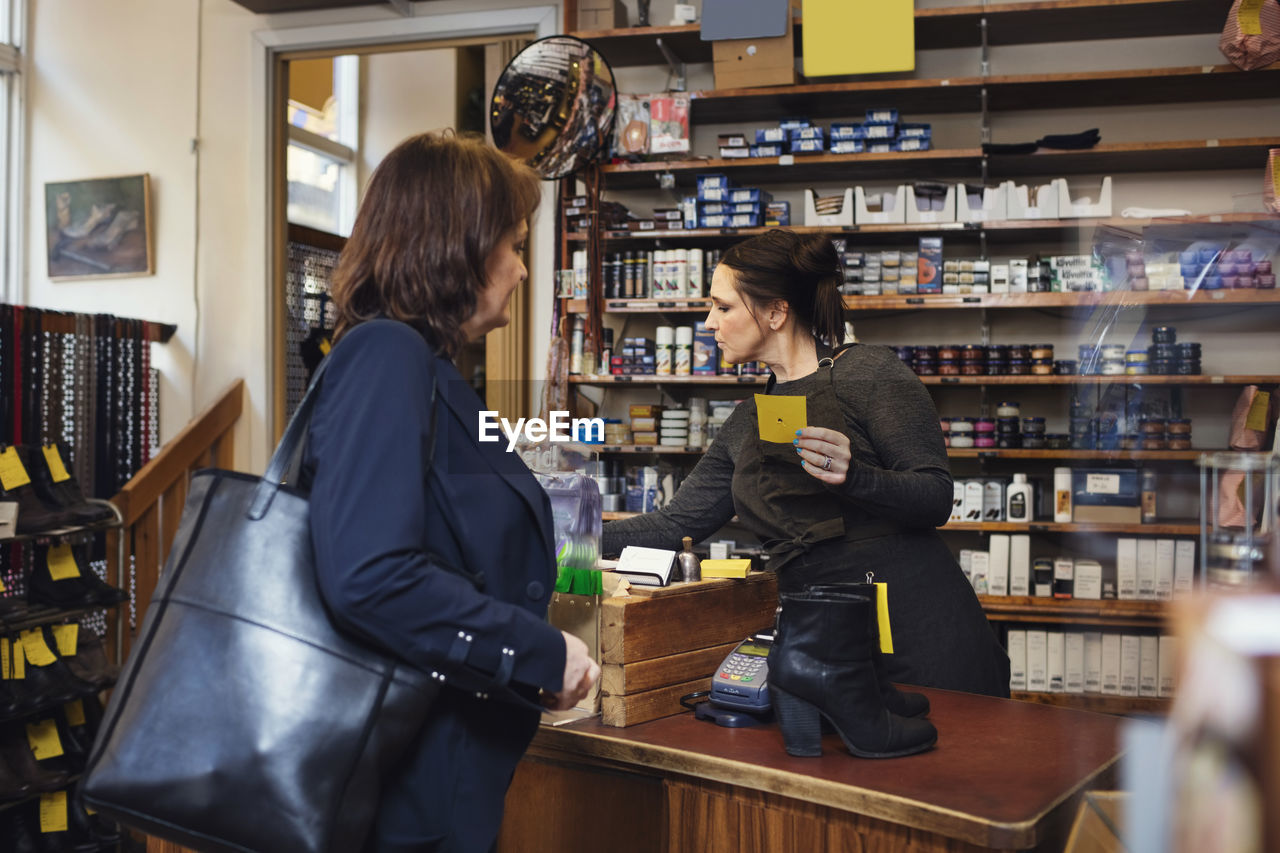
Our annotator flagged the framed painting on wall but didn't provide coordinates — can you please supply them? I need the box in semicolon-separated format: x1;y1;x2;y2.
45;174;154;279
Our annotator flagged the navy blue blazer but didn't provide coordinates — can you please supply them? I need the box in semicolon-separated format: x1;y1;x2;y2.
305;318;565;851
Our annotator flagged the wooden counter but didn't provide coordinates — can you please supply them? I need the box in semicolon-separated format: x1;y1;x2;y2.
498;687;1123;852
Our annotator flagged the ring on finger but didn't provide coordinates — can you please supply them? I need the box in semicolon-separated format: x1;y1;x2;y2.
822;455;832;471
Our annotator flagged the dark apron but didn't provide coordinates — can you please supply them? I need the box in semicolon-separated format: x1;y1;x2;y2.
732;345;1010;697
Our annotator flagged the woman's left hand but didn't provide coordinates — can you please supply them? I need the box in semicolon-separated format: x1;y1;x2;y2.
794;427;851;485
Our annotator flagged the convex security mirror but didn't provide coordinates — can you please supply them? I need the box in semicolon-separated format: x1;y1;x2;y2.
490;36;617;179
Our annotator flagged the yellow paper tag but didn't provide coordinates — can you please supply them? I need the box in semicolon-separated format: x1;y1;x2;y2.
39;791;68;833
1246;390;1271;433
1273;151;1280;198
12;640;25;679
52;624;78;657
26;718;64;760
319;336;332;355
876;582;894;654
64;699;86;727
0;638;9;680
755;394;808;443
47;543;81;580
42;444;72;483
1239;0;1265;34
0;446;31;490
21;629;58;667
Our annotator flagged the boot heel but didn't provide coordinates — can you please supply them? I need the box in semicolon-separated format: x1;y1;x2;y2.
770;687;823;757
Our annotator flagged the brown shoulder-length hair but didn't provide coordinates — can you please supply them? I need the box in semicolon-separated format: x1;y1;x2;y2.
330;131;541;357
719;229;845;346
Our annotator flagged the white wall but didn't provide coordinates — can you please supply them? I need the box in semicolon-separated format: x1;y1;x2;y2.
359;48;459;189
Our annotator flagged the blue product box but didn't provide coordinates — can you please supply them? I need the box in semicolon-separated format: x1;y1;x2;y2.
1071;468;1139;507
789;138;826;154
864;124;897;139
765;201;790;226
698;186;730;202
699;212;762;229
693;321;717;374
898;122;931;138
697;173;732;192
750;143;784;158
830;123;864;140
728;188;772;204
868;142;893;153
830;140;865;154
729;202;762;215
866;108;899;124
779;118;811;132
790;126;825;142
893;138;931;152
755;127;787;144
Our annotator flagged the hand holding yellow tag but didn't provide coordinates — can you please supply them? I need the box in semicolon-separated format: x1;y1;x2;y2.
26;718;64;760
755;394;807;443
47;543;81;580
52;624;79;657
42;444;72;483
21;629;58;667
0;446;31;490
40;791;69;833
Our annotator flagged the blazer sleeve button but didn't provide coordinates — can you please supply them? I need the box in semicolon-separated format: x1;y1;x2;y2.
525;581;545;600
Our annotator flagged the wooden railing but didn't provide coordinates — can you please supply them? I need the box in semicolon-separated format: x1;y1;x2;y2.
106;379;245;665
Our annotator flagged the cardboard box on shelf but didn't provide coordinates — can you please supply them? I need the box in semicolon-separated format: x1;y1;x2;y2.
578;0;627;30
712;12;797;90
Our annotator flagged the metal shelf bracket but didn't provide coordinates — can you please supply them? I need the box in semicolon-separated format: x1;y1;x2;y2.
656;37;687;92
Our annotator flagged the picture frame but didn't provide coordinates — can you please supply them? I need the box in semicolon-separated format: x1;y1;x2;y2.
45;173;153;279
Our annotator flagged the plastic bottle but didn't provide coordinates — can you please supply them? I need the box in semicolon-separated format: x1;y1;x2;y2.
688;248;704;297
673;248;689;297
1053;467;1073;523
569;316;585;375
1005;473;1033;522
674;326;693;375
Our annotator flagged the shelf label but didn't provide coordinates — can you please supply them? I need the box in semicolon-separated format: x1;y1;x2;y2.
963;297;981;303
1212;291;1226;300
1201;65;1214;73
778;154;795;166
1211;376;1225;384
906;297;924;304
1209;215;1223;222
1028;524;1049;533
1205;139;1219;148
1085;473;1121;495
612;376;633;382
941;377;960;384
940;79;951;86
656;301;676;308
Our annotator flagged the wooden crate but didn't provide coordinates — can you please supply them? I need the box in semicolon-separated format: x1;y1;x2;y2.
600;574;778;727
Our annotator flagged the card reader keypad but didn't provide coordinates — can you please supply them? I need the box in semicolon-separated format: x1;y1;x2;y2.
719;653;765;682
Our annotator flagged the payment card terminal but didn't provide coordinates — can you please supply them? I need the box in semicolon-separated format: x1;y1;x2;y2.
709;632;774;713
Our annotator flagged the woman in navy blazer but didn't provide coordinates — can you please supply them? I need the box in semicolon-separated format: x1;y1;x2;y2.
304;132;598;853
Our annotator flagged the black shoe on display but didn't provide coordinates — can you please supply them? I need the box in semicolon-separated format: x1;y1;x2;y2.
0;450;78;535
0;725;73;793
59;629;118;691
768;591;937;759
0;807;41;853
0;747;33;802
803;582;931;719
17;444;114;526
27;544;127;610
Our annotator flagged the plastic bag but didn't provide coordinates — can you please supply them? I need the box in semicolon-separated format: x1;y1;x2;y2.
1219;0;1280;71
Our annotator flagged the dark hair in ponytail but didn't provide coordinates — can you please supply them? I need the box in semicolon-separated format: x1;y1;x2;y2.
718;229;846;346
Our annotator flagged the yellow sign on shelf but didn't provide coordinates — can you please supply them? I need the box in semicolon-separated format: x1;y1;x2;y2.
802;0;915;77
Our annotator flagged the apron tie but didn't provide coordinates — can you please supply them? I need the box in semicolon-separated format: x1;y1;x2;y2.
764;516;847;572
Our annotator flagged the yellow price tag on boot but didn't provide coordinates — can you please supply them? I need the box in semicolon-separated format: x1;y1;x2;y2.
39;791;69;833
875;582;894;654
26;718;64;760
21;629;58;666
12;640;25;679
42;444;72;483
47;543;80;580
0;638;9;680
52;624;78;657
0;446;31;490
64;699;86;727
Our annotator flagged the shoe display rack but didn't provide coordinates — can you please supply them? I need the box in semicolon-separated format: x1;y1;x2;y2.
0;443;129;850
560;0;1280;714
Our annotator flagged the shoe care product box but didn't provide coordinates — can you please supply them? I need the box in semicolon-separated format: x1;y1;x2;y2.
1073;468;1140;524
950;482;964;523
1084;632;1103;693
987;534;1010;596
1007;629;1027;691
1026;630;1048;692
1047;632;1065;693
1136;539;1157;600
1003;181;1059;220
1119;635;1140;696
983;480;1005;522
1010;535;1031;595
803;188;854;227
1008;258;1029;292
1155;539;1175;600
958;549;973;583
1073;559;1102;600
963;480;985;522
854;185;906;224
917;237;943;293
1052;557;1074;599
1139;635;1159;697
1054;176;1112;218
969;550;990;594
1101;633;1122;695
1065;633;1085;694
1158;635;1176;697
956;182;1008;223
1174;540;1195;594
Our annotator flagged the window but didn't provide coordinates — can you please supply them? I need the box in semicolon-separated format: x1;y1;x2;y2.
0;0;24;301
286;54;358;236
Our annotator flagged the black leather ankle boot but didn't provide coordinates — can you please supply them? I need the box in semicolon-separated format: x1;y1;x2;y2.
17;445;114;525
768;591;937;759
804;582;930;719
27;543;127;610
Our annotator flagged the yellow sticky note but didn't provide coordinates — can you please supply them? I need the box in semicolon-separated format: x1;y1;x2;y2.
42;445;72;483
21;629;58;667
40;791;69;833
1246;391;1271;433
876;582;894;654
64;699;87;727
0;446;31;490
52;624;79;657
26;718;64;760
755;394;807;443
803;0;914;77
1239;0;1265;35
47;543;81;580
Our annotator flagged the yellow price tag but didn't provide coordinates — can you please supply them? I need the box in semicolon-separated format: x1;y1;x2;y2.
319;336;332;355
39;791;69;833
0;638;9;680
1239;0;1265;34
47;543;81;581
26;718;64;760
1246;391;1271;433
64;699;87;727
12;640;25;679
42;444;72;483
21;629;58;667
52;624;79;657
875;582;894;654
0;446;31;490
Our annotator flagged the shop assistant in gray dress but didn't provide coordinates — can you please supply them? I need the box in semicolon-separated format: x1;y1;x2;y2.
603;341;1010;698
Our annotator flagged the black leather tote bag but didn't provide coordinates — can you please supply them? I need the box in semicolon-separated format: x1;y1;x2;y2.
83;358;439;853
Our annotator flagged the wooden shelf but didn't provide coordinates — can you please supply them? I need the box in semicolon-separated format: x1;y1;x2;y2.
599;139;1279;190
570;374;768;385
573;1;1224;66
1010;691;1171;714
920;374;1280;386
591;444;706;455
687;64;1280;125
948;448;1213;461
944;520;1200;534
979;595;1167;628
